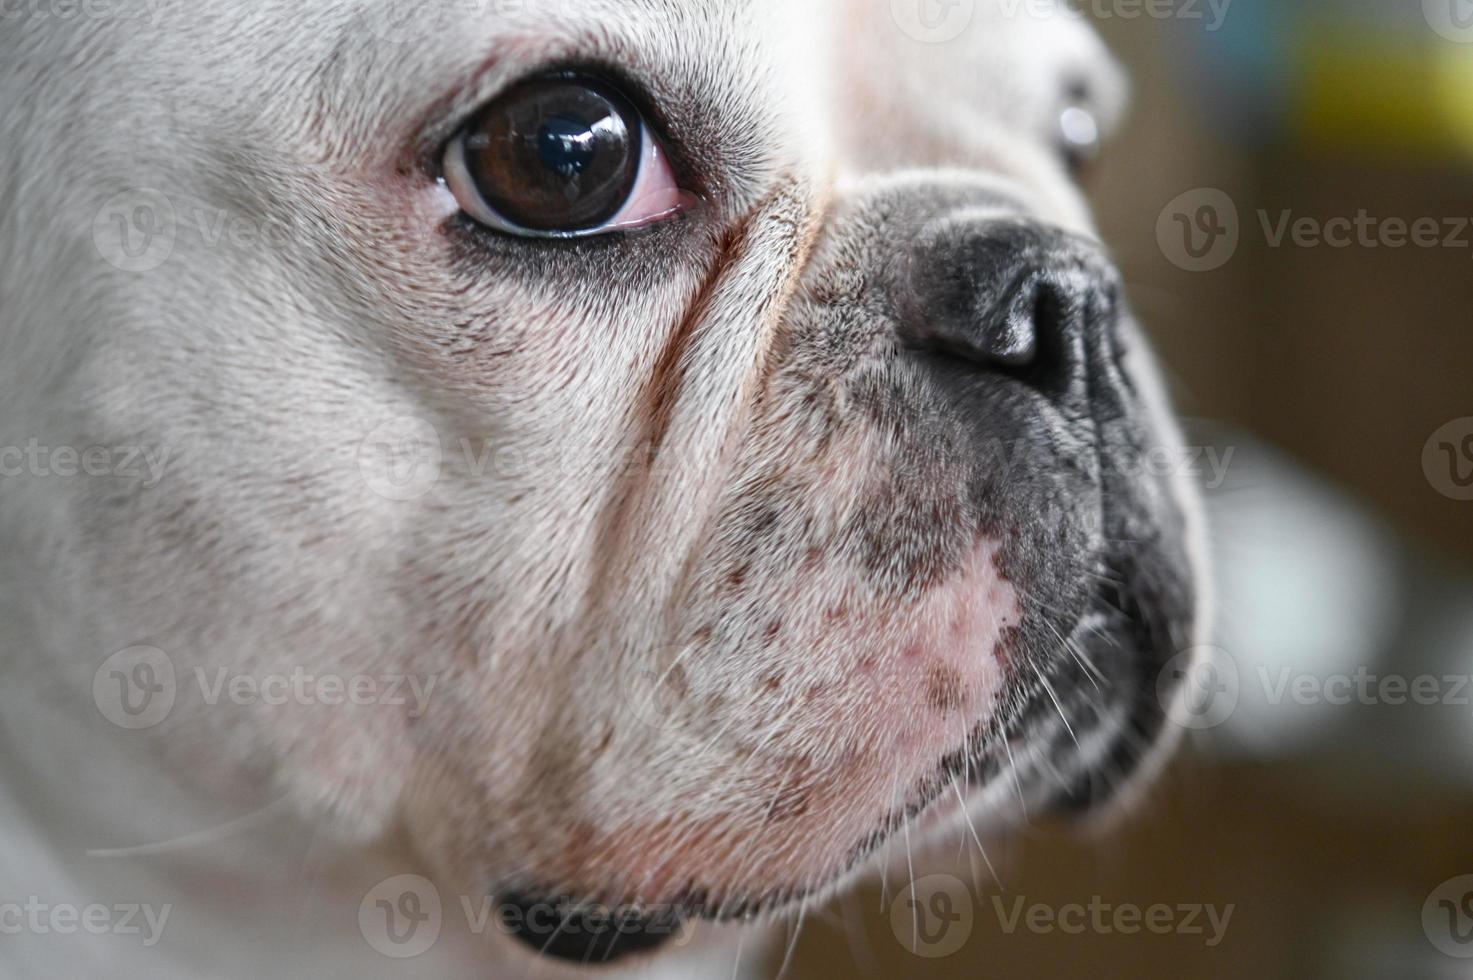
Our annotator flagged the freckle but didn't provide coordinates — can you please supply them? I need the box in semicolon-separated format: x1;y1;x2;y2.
802;545;824;570
765;783;812;824
857;655;878;673
804;683;827;702
926;665;965;712
692;623;714;645
569;819;600;845
901;642;923;659
760;673;783;693
763;618;784;645
666;664;690;698
825;603;848;623
727;564;749;590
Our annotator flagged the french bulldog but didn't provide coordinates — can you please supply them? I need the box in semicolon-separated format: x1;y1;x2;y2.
0;0;1205;976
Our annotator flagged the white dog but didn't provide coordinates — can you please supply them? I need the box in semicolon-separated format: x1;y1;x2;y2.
0;0;1204;976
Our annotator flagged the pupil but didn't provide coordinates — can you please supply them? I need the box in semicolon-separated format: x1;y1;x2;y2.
537;116;598;179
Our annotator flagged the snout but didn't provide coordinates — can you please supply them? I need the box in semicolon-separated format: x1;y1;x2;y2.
413;188;1201;955
561;194;1192;903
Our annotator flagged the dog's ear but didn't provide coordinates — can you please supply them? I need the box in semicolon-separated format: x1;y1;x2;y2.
834;1;1127;171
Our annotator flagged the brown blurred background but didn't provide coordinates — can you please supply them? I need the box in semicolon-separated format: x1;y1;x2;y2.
784;2;1473;977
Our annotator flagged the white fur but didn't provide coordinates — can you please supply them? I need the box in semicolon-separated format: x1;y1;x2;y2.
0;1;1184;977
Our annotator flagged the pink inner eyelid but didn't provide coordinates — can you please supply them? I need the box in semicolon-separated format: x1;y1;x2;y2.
601;132;695;231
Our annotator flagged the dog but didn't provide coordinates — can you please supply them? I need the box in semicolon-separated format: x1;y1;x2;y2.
0;0;1205;976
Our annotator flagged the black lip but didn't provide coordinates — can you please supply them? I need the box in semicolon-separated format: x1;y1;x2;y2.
497;892;687;966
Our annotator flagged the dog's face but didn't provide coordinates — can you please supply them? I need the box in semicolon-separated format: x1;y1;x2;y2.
2;0;1201;968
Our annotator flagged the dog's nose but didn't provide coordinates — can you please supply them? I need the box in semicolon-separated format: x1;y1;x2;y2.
897;220;1120;406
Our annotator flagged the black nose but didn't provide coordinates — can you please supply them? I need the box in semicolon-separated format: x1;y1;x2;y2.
897;219;1121;407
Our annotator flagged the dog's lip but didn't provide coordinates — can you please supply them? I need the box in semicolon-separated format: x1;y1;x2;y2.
483;591;1162;938
494;890;688;966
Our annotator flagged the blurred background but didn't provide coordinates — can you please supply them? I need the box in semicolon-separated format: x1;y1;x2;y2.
789;1;1473;977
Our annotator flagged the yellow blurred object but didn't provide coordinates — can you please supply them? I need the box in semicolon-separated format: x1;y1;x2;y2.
1295;23;1473;159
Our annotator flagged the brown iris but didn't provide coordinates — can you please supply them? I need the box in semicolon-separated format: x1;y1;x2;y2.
460;76;643;233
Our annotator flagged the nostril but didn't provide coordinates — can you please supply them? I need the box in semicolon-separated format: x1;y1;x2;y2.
978;280;1040;369
895;220;1117;409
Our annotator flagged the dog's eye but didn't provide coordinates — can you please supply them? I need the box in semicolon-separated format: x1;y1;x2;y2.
443;75;685;238
1058;90;1103;177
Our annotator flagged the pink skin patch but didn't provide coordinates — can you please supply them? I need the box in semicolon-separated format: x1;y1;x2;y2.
572;538;1024;905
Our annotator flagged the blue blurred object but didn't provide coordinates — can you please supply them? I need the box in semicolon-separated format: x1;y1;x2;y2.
1172;0;1473;159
